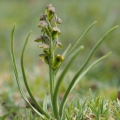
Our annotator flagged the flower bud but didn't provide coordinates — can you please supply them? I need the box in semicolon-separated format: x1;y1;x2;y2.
57;41;63;48
38;44;49;49
53;40;57;48
40;14;46;21
56;54;64;61
39;54;49;64
38;44;50;55
56;17;62;24
38;20;48;28
45;4;55;20
34;36;43;42
43;49;50;55
50;18;56;27
34;36;49;43
44;28;50;37
52;27;61;40
44;36;49;44
52;54;64;69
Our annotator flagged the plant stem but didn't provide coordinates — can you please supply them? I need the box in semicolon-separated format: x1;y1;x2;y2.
49;30;60;119
49;33;54;100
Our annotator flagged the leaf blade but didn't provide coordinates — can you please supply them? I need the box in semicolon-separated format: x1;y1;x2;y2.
21;30;50;118
65;21;97;57
10;24;47;119
59;52;111;116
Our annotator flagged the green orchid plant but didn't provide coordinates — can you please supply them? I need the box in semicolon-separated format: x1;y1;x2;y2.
11;4;118;120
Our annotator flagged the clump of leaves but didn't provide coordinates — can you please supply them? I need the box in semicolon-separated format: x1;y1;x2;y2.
63;97;120;120
10;4;118;120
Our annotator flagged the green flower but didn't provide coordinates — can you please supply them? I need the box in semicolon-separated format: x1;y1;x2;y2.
39;54;49;64
38;44;49;49
38;20;48;28
57;41;63;48
52;54;64;69
52;27;61;40
56;17;62;24
40;14;46;21
34;36;49;44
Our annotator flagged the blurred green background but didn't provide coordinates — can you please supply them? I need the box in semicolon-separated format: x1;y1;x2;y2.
0;0;120;118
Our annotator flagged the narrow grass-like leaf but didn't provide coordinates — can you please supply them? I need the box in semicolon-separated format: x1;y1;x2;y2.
95;97;100;107
65;21;97;58
59;52;112;116
111;104;119;118
100;98;104;114
10;24;48;119
62;43;71;58
88;99;98;118
77;99;88;119
21;30;49;118
103;99;110;116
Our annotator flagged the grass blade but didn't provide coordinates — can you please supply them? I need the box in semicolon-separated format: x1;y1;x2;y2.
62;43;71;58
